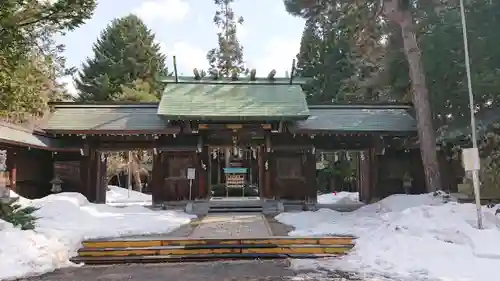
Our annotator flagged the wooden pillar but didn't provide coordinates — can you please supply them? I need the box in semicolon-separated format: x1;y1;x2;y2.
6;149;17;193
369;147;379;201
95;152;107;204
358;149;371;203
258;146;265;197
80;149;89;199
42;151;54;197
199;141;209;199
151;151;163;204
263;134;272;198
80;146;101;203
305;147;317;201
88;148;99;202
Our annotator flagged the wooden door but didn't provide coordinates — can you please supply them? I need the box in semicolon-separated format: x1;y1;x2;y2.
271;150;309;200
163;151;198;201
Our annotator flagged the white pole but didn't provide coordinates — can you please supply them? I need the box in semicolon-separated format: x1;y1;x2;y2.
459;0;483;229
189;179;192;201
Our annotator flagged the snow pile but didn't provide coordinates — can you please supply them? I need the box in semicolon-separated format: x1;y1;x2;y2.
277;192;500;281
317;192;359;204
106;185;152;205
0;192;195;280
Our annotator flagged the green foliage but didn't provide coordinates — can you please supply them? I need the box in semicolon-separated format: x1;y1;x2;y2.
294;9;357;104
206;0;247;77
0;0;96;121
116;79;159;102
75;14;168;101
0;197;38;230
420;0;500;128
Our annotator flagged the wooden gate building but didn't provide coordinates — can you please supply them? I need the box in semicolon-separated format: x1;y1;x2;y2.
0;77;442;204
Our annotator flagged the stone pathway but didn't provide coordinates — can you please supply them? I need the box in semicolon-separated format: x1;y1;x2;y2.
189;213;273;238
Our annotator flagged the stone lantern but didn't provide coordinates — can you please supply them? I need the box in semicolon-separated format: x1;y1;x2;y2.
402;172;413;195
50;177;63;193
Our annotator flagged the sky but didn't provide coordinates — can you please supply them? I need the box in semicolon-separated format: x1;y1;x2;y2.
57;0;305;94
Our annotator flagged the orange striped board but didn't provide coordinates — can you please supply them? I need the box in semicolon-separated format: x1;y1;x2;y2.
82;236;355;249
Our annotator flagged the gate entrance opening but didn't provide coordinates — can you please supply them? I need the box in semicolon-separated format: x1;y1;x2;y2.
209;146;260;198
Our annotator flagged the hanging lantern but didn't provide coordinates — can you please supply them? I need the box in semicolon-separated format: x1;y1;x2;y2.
334;151;339;162
346;151;351;161
360;151;365;161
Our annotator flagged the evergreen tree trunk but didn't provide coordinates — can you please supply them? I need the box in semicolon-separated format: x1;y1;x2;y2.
383;0;441;191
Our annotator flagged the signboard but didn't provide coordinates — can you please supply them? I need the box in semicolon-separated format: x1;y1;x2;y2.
187;168;196;180
462;148;480;171
226;174;245;189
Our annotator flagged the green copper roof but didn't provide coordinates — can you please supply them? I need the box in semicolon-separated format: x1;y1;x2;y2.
290;105;417;133
157;82;310;121
45;103;178;133
0;122;68;150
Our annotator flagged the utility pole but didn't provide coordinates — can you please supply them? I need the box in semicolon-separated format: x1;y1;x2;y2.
459;0;482;229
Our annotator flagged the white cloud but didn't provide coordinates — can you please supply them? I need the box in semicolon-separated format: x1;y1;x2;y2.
157;37;300;78
159;42;208;75
248;38;300;77
238;25;248;40
60;76;78;97
134;0;190;23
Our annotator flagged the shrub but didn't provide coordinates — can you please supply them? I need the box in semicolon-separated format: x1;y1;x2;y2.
0;197;38;230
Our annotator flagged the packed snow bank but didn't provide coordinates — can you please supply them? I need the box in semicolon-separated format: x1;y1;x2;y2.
276;192;500;281
0;192;195;280
317;192;359;204
106;185;152;205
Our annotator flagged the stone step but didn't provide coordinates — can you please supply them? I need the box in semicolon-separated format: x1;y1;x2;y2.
208;207;263;213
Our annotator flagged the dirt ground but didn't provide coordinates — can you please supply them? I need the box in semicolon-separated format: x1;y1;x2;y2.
265;216;294;236
18;260;363;281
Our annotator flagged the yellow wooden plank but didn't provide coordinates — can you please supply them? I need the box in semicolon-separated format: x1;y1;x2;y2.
82;241;162;248
158;248;239;255
240;238;354;245
317;238;355;245
242;247;351;255
161;240;208;246
81;237;356;249
79;250;159;257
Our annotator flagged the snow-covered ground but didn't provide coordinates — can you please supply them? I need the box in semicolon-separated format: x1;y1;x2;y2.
0;191;195;280
277;192;500;281
106;185;152;206
317;192;359;204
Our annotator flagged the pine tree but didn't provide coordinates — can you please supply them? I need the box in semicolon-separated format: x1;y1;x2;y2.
294;5;356;104
0;0;96;121
285;0;442;191
206;0;246;77
75;14;167;101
